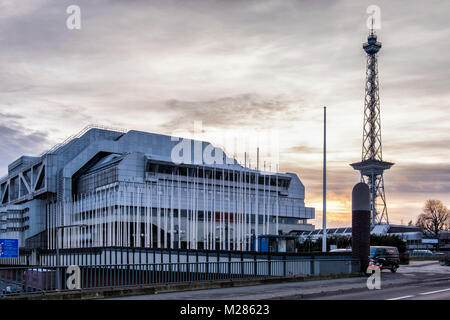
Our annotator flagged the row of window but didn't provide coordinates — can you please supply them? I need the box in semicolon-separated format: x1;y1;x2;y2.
68;209;308;225
147;163;290;188
2;226;28;231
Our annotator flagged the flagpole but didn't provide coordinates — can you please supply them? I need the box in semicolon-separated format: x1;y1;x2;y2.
322;106;327;253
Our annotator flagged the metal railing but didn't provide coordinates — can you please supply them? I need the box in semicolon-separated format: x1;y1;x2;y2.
409;252;449;261
40;124;128;157
0;258;359;297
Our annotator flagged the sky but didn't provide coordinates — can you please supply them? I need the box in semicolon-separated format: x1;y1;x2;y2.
0;0;449;228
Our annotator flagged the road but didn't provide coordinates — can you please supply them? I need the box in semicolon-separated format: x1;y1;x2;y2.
306;277;450;300
105;261;450;300
303;260;450;300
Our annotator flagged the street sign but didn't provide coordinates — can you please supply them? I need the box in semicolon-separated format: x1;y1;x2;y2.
422;238;438;244
0;239;19;258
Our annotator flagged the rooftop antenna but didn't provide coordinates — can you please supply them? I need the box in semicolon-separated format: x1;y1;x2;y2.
257;147;260;171
370;16;375;36
244;152;247;169
370;16;373;35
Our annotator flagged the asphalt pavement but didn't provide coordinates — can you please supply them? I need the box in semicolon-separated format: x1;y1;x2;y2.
105;261;450;300
306;276;450;300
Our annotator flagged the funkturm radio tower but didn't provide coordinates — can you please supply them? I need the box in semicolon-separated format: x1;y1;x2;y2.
350;27;394;226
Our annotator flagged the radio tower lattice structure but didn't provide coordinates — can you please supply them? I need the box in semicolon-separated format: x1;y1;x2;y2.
350;26;394;226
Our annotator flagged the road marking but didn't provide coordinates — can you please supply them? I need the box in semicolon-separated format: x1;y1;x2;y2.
387;295;414;300
419;288;450;295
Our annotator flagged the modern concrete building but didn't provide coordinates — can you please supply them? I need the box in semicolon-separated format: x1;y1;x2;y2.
0;126;315;252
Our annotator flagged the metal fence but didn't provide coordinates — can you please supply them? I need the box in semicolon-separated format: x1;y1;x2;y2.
0;258;359;297
1;246;360;269
409;252;449;261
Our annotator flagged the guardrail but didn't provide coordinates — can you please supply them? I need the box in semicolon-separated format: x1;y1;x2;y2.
409;252;449;261
0;258;359;297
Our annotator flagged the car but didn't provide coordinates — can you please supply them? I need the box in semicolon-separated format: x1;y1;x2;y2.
329;248;352;253
410;249;434;257
1;284;22;295
436;252;450;266
369;246;400;273
23;268;56;292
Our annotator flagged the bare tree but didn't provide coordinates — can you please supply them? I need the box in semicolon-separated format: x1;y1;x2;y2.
415;200;449;247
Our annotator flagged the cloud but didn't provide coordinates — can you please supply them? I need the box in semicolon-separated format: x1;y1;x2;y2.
160;94;304;130
389;163;450;194
0;0;49;20
0;112;23;120
0;0;449;229
0;119;50;176
284;145;322;154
